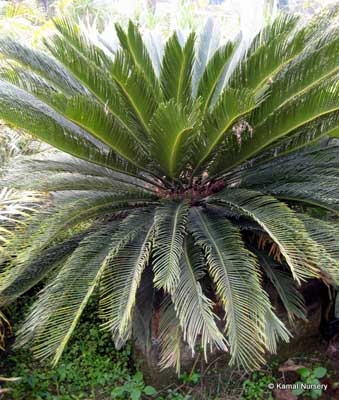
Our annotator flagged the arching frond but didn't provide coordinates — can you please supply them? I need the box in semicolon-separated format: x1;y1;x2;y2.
15;223;125;364
0;38;85;94
152;201;188;293
227;13;302;93
264;309;291;354
298;215;339;284
192;88;255;173
256;250;306;322
45;21;153;153
171;237;228;359
0;81;139;176
217;75;339;174
188;207;270;370
100;214;155;347
208;189;322;282
0;231;89;306
4;191;156;284
158;297;182;374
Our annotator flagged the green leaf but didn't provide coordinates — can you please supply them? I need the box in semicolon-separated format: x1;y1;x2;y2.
227;14;303;93
192;88;255;174
313;367;327;379
292;384;304;396
297;367;311;378
143;386;157;396
130;388;142;400
111;387;125;398
15;223;127;364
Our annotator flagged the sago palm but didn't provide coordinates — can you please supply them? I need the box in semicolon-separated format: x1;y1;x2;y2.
0;8;339;372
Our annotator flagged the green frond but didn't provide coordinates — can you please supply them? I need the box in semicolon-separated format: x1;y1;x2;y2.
253;29;339;126
236;141;339;213
5;191;156;282
298;215;339;284
217;74;339;174
192;18;221;96
0;64;67;109
196;41;234;112
158;297;182;374
0;81;139;176
251;111;339;164
100;214;155;347
109;51;157;139
171;237;228;359
15;223;122;364
0;38;85;94
192;88;255;173
153;201;189;293
0;231;89;306
63;95;148;169
188;207;270;370
209;189;322;282
256;250;306;322
264;309;291;354
115;20;161;97
1;152;157;193
227;13;302;93
149;100;200;178
161;32;195;106
45;22;152;152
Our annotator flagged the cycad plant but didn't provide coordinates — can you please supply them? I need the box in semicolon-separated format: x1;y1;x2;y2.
0;8;339;372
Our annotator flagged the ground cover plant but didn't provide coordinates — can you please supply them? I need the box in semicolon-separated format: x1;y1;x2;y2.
0;5;338;375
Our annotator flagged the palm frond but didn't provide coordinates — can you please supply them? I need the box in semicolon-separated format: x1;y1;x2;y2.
100;213;155;348
227;13;302;93
264;309;291;354
161;32;195;106
208;189;322;282
15;223;123;364
192;88;255;173
4;191;156;285
0;38;85;94
153;201;188;293
216;74;339;174
149;100;200;178
256;250;306;322
0;231;89;306
298;214;339;284
115;20;161;97
158;297;182;374
0;81;140;176
188;207;271;369
197;41;234;112
171;237;227;359
45;20;153;152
